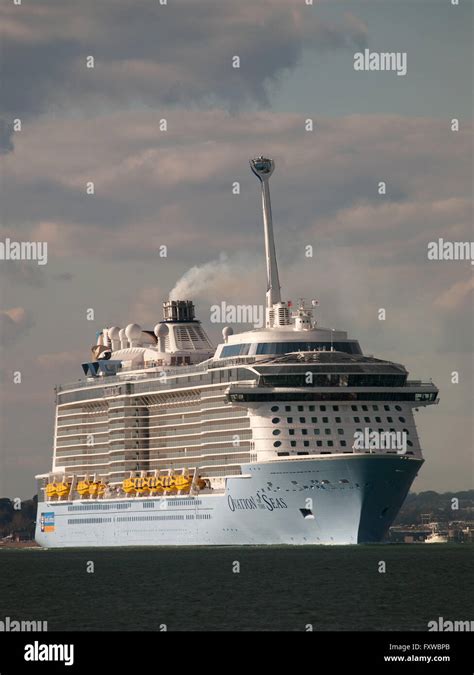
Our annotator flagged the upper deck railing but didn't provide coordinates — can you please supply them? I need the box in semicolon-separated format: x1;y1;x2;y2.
55;356;261;393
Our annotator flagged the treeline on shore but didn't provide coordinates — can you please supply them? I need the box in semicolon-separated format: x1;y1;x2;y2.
0;496;37;540
393;490;474;526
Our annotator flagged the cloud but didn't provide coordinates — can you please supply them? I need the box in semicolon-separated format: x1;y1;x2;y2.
52;272;74;282
36;350;83;368
0;307;34;347
0;119;14;154
0;261;46;287
434;276;474;311
0;0;367;118
2;112;470;269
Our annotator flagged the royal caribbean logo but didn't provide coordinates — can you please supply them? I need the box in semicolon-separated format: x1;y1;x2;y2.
227;492;287;513
40;512;55;533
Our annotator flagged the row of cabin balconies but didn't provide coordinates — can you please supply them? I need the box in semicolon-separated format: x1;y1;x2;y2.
54;436;253;460
55;420;251;446
57;410;248;438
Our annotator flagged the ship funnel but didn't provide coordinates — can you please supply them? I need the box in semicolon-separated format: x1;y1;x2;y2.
163;300;195;323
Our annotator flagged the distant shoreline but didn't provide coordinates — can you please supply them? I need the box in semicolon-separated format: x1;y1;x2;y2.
0;540;38;549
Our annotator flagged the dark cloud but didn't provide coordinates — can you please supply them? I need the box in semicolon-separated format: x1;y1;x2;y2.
0;262;46;288
0;0;367;117
0;308;34;347
0;119;14;154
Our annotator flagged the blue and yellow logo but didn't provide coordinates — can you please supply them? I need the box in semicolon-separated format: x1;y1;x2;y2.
40;512;55;533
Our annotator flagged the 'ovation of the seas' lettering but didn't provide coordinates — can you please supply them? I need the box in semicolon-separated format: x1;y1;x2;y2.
227;494;287;512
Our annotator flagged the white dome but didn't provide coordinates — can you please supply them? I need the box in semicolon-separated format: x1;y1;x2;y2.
125;323;142;339
108;326;121;339
119;328;126;339
154;323;169;337
222;326;234;339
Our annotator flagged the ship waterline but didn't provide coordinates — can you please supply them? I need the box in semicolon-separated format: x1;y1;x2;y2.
36;455;423;546
35;157;438;547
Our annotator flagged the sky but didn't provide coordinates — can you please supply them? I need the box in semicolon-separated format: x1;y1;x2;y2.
0;0;472;498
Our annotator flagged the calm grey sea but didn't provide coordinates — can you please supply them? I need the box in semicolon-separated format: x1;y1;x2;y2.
0;545;472;631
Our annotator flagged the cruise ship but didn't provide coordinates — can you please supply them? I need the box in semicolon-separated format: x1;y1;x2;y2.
35;157;438;547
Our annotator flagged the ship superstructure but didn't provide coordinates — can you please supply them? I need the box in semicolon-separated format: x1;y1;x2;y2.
35;157;438;547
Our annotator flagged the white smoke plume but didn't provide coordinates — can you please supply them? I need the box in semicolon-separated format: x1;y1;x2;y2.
169;253;233;300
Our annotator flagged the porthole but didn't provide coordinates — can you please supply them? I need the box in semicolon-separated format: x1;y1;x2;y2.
407;440;413;447
395;405;402;411
271;406;279;412
273;441;282;448
272;429;281;436
399;417;406;423
271;417;280;424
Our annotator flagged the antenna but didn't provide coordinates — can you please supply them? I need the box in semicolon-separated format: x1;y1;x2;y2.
250;157;282;310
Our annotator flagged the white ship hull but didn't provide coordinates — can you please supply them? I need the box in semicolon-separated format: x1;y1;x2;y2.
35;455;422;547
